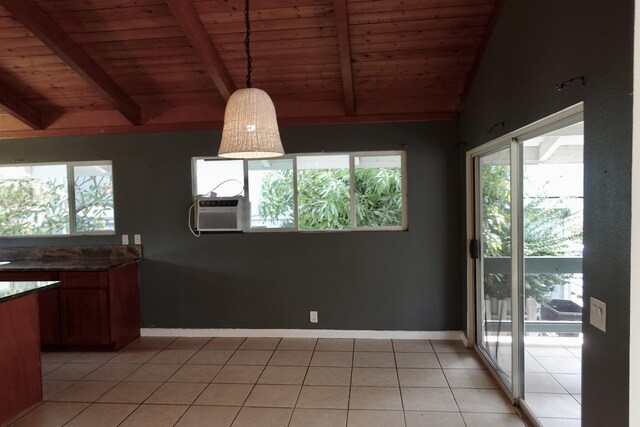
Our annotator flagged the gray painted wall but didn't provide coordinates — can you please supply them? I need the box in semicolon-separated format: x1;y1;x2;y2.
461;1;633;425
0;121;462;331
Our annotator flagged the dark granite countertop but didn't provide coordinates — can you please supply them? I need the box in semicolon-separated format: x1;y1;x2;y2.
0;281;61;303
0;258;138;272
0;245;141;272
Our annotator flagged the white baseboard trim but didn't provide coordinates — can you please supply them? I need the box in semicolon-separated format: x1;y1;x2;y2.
462;333;470;347
140;328;464;340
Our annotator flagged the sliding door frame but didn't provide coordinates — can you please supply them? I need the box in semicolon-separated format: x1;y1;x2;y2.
465;103;584;413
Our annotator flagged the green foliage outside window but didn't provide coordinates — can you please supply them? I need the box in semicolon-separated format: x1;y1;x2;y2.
0;177;69;235
298;169;351;230
74;175;114;232
355;167;403;227
256;166;403;230
0;167;114;236
481;164;582;303
257;169;295;228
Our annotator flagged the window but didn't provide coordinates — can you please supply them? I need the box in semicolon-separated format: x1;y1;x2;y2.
248;159;294;229
0;161;115;236
193;159;245;197
297;155;351;230
192;151;406;232
354;154;404;228
73;164;115;233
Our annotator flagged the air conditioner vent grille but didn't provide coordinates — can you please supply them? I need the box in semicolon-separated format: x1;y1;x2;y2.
195;197;246;231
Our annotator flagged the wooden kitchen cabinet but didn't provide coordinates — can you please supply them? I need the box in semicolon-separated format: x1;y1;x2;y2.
0;263;140;351
59;288;110;346
58;270;110;346
0;271;58;282
0;271;62;346
55;263;140;351
0;293;44;425
38;288;61;346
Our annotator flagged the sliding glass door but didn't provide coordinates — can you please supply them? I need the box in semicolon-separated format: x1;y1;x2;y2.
520;122;584;424
475;144;516;393
469;107;583;425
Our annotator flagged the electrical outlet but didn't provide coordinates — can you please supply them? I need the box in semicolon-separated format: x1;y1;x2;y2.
310;311;318;323
590;297;607;332
121;234;129;245
134;234;141;244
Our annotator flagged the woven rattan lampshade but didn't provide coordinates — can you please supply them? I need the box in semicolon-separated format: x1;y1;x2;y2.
218;88;284;159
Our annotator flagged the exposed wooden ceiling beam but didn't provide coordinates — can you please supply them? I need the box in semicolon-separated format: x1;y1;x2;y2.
0;110;458;140
333;0;356;116
0;82;43;129
166;0;236;101
0;0;141;125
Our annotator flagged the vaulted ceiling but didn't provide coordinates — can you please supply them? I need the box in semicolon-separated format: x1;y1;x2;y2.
0;0;502;139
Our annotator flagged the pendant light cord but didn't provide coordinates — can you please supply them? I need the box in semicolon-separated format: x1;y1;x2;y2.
244;0;252;88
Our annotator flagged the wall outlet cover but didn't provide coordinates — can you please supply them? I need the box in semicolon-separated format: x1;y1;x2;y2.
134;234;141;244
310;311;318;323
590;297;606;332
121;234;129;245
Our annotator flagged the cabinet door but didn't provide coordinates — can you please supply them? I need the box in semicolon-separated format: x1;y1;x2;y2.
38;288;61;345
59;288;110;345
0;294;42;425
108;263;140;348
60;271;107;288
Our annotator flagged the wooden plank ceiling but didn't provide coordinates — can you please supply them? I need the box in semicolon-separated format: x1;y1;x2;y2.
0;0;501;138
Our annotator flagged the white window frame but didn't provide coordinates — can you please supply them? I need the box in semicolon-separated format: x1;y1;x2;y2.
192;150;407;233
0;160;116;237
348;151;408;232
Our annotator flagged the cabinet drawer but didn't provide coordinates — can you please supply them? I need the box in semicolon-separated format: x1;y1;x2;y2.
60;271;108;288
0;271;59;281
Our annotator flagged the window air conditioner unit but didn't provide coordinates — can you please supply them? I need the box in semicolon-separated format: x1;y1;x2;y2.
195;196;247;231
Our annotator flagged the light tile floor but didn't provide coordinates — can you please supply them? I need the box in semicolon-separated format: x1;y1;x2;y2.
524;342;582;427
485;338;582;426
11;338;529;427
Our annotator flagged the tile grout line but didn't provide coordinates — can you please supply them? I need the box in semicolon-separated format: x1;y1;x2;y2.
345;339;355;427
391;339;408;427
216;337;251;426
167;336;242;427
116;336;180;427
108;337;218;426
59;337;180;427
231;337;281;425
45;352;114;426
433;348;469;427
435;346;467;424
27;338;533;427
132;339;195;407
285;338;317;427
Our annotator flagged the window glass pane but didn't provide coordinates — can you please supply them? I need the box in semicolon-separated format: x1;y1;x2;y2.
248;159;294;228
194;159;245;197
354;155;403;227
0;164;69;235
297;155;350;230
478;147;513;385
74;164;115;232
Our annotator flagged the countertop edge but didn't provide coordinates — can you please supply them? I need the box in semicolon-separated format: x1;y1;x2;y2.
0;281;61;304
0;258;140;272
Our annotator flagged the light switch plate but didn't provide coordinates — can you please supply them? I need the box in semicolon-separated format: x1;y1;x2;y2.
121;234;129;245
134;234;141;244
590;297;606;332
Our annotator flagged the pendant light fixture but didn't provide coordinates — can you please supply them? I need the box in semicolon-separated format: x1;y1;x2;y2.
218;0;284;159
